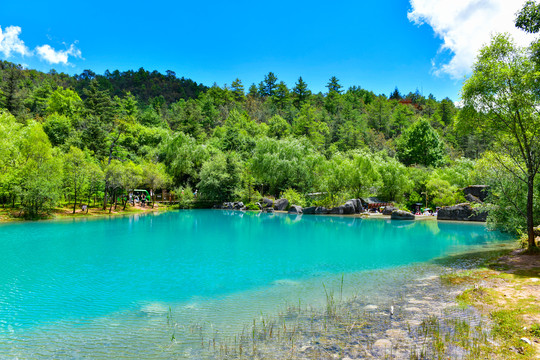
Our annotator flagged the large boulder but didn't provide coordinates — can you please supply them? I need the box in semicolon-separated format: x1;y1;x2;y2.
262;207;275;213
391;210;415;220
315;206;329;214
261;197;273;208
303;206;317;214
288;205;303;214
382;206;396;215
273;198;289;211
463;185;489;202
355;199;365;213
222;202;234;210
437;203;487;222
233;201;244;210
330;202;355;215
346;199;364;213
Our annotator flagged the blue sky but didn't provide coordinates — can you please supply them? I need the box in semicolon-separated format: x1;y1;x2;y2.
0;0;533;101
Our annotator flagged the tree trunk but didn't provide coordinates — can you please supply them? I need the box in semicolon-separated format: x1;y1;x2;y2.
527;176;537;250
102;182;109;210
109;190;115;213
73;187;77;214
123;189;130;210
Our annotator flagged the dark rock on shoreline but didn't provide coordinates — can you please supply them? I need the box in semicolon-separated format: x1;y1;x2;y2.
314;206;329;214
437;203;487;222
382;206;396;215
330;202;355;215
391;210;415;220
346;199;364;213
273;198;289;211
262;207;274;213
303;206;316;214
261;198;273;208
233;202;244;210
288;205;303;214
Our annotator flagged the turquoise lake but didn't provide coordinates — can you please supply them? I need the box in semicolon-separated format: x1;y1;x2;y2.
0;210;513;358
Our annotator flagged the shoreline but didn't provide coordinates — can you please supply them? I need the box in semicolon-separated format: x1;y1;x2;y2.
191;246;538;359
0;203;174;224
0;206;480;225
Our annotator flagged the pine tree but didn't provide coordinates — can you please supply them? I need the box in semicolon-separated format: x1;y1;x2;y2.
292;76;311;108
231;78;245;101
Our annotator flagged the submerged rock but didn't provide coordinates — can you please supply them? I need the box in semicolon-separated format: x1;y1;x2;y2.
273;198;289;211
373;339;392;350
391;210;415;220
437;203;487;222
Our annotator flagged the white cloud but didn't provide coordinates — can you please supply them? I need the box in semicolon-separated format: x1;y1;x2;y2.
408;0;536;79
0;26;31;58
0;25;82;65
35;43;81;65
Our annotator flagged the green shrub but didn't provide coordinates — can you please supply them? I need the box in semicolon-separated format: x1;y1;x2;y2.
245;203;261;210
280;188;307;208
175;185;194;209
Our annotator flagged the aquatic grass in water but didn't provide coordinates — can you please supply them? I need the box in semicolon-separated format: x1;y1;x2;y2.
0;210;514;358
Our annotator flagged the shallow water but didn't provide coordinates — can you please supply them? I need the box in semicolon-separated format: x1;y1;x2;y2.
0;210;513;358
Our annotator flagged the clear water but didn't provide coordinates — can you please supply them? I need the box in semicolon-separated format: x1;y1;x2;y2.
0;210;513;358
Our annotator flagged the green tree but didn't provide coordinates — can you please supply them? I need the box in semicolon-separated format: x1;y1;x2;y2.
376;156;410;201
46;87;83;117
160;132;211;186
516;1;540;33
250;137;323;196
292;105;329;149
267;114;291;139
348;152;382;198
197;152;242;202
272;81;290;109
63;146;89;213
142;161;171;207
43;114;72;147
461;34;540;250
19;123;63;217
396;118;445;167
292;76;311;108
230;78;245;101
0;63;23;115
259;72;278;97
0;111;23;208
326;76;343;94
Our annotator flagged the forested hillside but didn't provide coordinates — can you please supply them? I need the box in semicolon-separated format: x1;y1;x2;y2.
0;60;522;234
